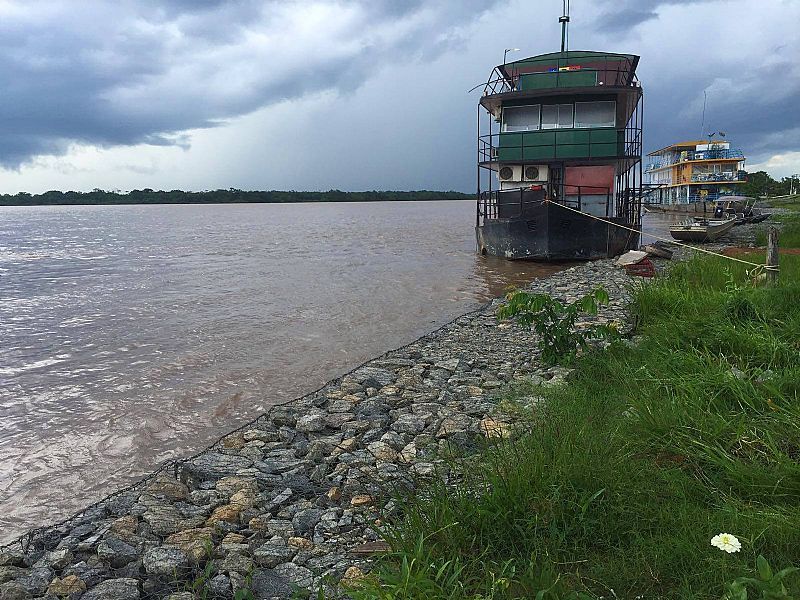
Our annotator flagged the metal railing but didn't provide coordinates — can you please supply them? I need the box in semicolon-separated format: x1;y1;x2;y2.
645;148;745;171
478;183;612;223
482;54;640;96
690;171;747;183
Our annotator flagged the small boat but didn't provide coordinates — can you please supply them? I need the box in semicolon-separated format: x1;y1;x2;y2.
669;217;737;242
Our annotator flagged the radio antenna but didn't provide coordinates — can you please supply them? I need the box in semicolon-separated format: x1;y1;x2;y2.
700;90;708;139
560;0;570;53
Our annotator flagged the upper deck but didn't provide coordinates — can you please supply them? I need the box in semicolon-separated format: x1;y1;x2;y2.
480;51;641;114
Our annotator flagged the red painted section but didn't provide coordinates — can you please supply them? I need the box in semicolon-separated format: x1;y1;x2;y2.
564;165;615;194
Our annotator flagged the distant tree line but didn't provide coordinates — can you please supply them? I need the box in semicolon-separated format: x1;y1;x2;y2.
741;171;799;198
0;188;474;206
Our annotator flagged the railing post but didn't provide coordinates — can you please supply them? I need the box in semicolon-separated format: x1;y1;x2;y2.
767;227;780;284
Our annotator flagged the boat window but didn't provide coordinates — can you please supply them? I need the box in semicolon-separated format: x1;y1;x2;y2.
541;104;573;129
574;101;616;128
502;105;541;132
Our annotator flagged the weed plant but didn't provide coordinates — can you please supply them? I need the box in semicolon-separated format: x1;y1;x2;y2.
352;253;800;599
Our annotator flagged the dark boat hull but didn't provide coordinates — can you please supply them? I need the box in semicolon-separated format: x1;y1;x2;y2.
476;202;640;260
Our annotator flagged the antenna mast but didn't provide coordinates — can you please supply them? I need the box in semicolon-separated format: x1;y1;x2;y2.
560;0;570;53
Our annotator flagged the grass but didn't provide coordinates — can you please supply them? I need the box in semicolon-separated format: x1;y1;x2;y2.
350;253;800;599
756;195;800;248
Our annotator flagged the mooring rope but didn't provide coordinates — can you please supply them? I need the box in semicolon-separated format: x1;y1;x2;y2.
546;199;779;274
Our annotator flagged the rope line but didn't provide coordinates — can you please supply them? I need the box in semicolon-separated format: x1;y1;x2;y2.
545;199;779;273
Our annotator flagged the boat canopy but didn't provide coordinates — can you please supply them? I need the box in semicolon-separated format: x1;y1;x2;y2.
499;50;639;87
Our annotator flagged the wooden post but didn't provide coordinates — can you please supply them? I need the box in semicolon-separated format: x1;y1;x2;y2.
767;226;779;284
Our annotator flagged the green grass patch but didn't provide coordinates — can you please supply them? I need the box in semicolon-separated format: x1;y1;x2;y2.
755;212;800;248
353;254;800;599
763;194;800;211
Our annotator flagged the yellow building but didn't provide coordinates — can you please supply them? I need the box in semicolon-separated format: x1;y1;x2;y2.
645;139;746;204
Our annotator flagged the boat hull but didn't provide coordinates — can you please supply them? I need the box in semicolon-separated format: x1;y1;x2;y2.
476;202;640;260
669;218;737;243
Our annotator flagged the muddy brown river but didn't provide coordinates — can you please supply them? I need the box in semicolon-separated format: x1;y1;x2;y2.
1;200;579;543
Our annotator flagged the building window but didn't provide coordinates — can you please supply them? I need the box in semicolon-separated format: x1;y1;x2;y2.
502;105;540;132
574;101;616;128
541;104;573;129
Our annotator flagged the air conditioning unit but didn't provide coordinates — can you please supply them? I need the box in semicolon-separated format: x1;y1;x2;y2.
498;165;522;182
523;164;549;182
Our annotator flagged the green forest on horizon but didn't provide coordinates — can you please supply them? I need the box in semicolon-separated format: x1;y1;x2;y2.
0;189;473;206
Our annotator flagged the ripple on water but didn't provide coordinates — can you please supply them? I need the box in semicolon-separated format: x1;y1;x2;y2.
0;201;574;543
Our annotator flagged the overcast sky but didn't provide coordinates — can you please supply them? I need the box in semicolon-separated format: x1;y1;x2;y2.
0;0;798;194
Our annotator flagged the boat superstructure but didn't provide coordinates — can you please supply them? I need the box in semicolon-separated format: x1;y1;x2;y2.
475;9;644;260
645;139;747;205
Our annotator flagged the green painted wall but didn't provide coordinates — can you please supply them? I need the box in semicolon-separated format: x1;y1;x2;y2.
497;128;623;161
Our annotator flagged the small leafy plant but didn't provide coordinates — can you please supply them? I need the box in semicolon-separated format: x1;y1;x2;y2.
723;555;798;600
497;287;618;365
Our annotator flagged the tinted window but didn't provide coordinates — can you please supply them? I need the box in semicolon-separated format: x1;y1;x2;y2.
574;101;616;128
502;105;540;132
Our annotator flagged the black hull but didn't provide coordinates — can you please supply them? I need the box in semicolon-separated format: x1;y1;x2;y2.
476;203;640;260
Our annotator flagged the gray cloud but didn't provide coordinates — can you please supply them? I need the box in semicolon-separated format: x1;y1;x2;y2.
596;0;717;30
0;0;500;168
0;0;798;189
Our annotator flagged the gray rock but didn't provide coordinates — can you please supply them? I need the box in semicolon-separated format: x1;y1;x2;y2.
250;569;291;598
219;553;254;575
262;487;293;512
253;540;297;568
391;414;428;435
165;593;195;600
262;519;294;539
274;562;314;588
436;414;474;438
0;567;24;585
97;537;139;568
63;562;107;588
296;413;326;433
0;581;30;600
0;552;24;568
352;366;396;388
82;578;140;600
142;546;189;576
292;509;324;535
209;574;231;599
181;452;253;483
141;505;182;536
41;548;72;570
16;567;52;596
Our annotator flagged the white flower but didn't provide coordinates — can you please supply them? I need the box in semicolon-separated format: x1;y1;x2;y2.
711;533;742;553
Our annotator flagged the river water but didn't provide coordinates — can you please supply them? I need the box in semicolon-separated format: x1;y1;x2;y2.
1;200;575;543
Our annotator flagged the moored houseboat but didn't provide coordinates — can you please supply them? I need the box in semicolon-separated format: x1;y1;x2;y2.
475;9;644;260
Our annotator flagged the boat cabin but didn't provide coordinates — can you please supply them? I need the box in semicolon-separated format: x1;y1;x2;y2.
476;49;644;259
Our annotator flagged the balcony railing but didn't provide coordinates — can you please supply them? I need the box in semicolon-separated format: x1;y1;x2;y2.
645;148;745;171
482;55;640;96
690;171;747;183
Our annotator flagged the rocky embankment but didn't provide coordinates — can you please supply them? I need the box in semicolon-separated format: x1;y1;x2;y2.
0;257;676;600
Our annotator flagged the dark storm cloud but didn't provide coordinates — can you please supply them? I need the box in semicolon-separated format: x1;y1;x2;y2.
596;0;719;30
0;0;500;167
585;0;799;164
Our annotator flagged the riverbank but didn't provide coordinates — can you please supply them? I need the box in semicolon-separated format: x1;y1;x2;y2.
0;256;634;599
0;215;793;599
351;216;800;598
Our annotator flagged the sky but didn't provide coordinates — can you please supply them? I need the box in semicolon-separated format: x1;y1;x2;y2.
0;0;798;194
